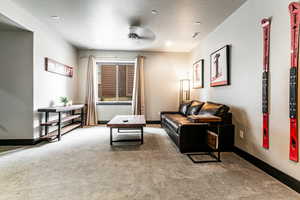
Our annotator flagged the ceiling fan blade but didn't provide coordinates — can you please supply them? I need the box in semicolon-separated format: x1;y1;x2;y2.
138;36;155;41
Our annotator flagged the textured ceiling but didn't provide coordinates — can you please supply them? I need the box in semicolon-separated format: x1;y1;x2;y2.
12;0;246;52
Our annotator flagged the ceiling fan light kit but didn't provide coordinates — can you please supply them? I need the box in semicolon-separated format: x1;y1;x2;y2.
128;32;140;40
192;32;200;39
128;26;156;44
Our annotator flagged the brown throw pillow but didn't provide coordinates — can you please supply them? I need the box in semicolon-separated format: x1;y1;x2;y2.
198;102;229;117
186;101;204;115
187;114;222;123
179;100;192;116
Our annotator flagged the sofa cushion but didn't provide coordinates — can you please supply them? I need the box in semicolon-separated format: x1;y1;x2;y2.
198;102;229;117
164;114;191;133
186;100;204;115
179;100;192;116
187;114;222;123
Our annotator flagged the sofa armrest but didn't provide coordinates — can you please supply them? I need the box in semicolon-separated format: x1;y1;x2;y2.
160;111;180;122
179;123;209;131
160;111;180;115
221;112;232;124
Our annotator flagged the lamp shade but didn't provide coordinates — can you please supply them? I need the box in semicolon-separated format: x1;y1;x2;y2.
182;79;190;91
179;79;190;103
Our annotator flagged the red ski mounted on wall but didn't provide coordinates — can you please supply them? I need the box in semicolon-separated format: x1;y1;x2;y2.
289;2;300;162
261;18;271;149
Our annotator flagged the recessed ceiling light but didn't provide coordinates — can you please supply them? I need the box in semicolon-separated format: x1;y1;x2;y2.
51;16;60;20
165;41;173;47
151;10;159;15
195;21;201;25
192;32;200;39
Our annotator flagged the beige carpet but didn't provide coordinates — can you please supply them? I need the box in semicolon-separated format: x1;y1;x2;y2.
0;126;299;200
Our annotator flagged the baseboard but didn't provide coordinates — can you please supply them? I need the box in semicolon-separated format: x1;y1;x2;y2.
98;120;161;124
98;121;109;124
0;139;42;146
233;147;300;194
146;120;161;124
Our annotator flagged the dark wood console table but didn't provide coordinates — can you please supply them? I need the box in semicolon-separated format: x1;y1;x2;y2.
38;104;85;141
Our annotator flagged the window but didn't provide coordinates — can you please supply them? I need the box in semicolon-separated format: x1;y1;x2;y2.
98;63;135;102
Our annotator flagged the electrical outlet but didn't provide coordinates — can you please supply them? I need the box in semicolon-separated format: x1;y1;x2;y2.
239;130;244;139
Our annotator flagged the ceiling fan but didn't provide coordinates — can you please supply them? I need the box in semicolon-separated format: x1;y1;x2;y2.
128;26;156;43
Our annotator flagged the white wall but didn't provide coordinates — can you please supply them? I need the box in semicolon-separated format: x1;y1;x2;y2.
97;105;132;121
0;0;78;139
32;24;78;139
190;0;300;181
0;31;34;139
78;50;190;121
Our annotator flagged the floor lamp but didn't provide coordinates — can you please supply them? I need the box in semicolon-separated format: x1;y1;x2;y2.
179;79;190;104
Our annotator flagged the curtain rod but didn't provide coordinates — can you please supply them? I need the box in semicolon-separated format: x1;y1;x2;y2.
79;55;143;59
78;55;145;60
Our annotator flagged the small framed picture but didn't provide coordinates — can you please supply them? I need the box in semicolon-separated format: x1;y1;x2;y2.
210;45;230;87
45;58;73;78
193;59;204;88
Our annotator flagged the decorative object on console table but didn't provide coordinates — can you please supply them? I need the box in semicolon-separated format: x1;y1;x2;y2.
179;79;190;104
193;59;204;88
288;2;300;162
38;104;85;142
45;57;73;77
60;96;72;106
261;17;271;149
210;45;230;87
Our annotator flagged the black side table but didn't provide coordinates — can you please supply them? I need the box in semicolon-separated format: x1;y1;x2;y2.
187;123;221;163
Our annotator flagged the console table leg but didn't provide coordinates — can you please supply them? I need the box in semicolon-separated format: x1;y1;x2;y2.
45;112;49;136
141;127;144;144
71;110;75;123
110;128;113;145
57;112;62;141
217;124;221;162
81;108;84;128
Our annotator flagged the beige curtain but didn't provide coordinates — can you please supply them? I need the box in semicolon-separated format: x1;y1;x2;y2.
85;55;98;126
132;56;145;115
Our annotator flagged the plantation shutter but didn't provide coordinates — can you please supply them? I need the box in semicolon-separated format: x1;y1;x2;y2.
101;65;116;97
126;65;135;96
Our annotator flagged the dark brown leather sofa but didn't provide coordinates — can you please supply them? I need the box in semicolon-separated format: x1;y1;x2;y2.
161;100;234;153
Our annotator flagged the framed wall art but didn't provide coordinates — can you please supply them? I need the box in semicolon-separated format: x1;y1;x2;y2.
193;59;204;88
210;45;230;87
45;57;73;78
